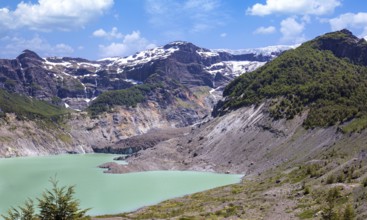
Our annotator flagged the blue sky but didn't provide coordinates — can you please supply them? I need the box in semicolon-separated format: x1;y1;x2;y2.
0;0;366;60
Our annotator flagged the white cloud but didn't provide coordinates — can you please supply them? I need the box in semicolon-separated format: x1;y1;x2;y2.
329;13;367;38
0;0;113;31
93;27;124;40
0;35;74;58
220;33;227;38
184;0;220;12
280;17;306;43
247;0;341;16
98;31;156;58
145;0;226;34
254;26;276;34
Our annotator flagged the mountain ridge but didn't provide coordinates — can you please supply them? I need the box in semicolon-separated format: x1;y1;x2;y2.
2;30;367;219
0;40;289;157
107;29;367;219
214;29;367;130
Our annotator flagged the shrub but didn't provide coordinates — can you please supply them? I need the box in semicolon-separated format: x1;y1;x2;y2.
326;175;335;184
343;204;355;220
304;185;311;195
362;177;367;187
322;187;341;220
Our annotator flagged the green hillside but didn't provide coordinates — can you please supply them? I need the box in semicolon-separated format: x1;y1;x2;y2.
216;30;367;131
0;89;68;122
87;84;159;117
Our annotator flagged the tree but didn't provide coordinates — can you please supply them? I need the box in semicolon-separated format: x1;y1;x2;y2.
2;179;90;220
37;179;89;220
322;187;340;220
3;199;37;220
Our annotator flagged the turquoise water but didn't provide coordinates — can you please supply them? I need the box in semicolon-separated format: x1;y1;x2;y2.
0;154;242;216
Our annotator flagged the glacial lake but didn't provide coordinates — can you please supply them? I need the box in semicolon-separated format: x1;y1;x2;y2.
0;154;242;216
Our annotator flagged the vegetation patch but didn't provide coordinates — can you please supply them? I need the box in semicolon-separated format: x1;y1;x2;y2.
87;84;159;116
341;115;367;133
217;32;367;129
0;89;68;122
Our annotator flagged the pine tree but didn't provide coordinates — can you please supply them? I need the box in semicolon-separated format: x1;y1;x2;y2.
2;179;90;220
37;179;89;220
2;199;37;220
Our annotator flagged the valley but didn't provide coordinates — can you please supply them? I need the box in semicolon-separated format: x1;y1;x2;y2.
0;41;289;157
1;29;367;219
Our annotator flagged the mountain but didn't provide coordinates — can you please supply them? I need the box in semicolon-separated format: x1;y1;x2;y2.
0;41;291;157
215;29;367;130
112;30;367;219
0;41;287;110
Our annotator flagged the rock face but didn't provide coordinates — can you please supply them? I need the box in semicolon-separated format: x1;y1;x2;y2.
114;29;367;174
116;104;341;174
0;42;292;157
0;113;93;157
0;42;290;109
313;29;367;66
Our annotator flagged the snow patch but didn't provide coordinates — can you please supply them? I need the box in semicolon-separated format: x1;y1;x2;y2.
205;61;266;77
196;49;219;58
43;59;72;67
213;44;299;57
224;61;266;76
99;46;180;68
124;79;143;85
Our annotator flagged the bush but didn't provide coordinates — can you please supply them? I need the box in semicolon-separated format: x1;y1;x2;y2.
304;185;311;195
322;187;341;220
343;204;355;220
326;175;335;184
362;177;367;187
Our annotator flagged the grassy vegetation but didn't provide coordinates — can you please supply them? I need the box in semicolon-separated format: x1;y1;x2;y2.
0;89;68;122
87;84;160;116
105;137;367;219
96;150;367;220
341;115;367;133
218;32;367;129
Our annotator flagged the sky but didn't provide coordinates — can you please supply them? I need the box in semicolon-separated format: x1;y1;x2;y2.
0;0;366;60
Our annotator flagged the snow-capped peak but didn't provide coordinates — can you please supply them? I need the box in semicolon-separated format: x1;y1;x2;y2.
165;41;190;46
98;44;180;67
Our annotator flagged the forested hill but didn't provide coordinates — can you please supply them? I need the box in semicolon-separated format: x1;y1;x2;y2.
214;29;367;132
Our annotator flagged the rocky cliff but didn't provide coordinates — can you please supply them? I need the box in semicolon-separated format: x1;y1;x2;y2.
0;42;291;157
